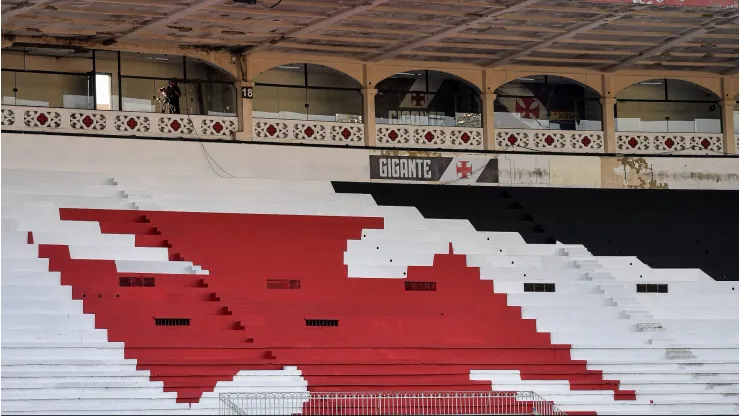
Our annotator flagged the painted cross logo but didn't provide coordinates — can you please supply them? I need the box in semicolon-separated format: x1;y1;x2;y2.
410;92;426;107
456;161;473;179
515;98;541;120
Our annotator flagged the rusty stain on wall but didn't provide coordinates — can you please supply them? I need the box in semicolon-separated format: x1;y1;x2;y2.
618;156;669;189
602;156;670;189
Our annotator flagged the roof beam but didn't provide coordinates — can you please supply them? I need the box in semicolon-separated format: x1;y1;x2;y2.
602;11;739;72
114;0;225;43
364;0;542;62
2;0;56;22
479;6;648;67
244;0;393;56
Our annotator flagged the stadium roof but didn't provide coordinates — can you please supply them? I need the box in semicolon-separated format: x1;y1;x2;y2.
2;0;738;74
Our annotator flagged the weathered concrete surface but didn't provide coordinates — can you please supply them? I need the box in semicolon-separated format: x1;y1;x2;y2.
3;133;737;191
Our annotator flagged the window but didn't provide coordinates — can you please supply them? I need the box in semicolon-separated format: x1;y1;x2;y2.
523;283;556;292
636;284;668;293
1;47;236;115
95;74;112;110
253;64;362;123
615;79;721;133
375;70;481;127
494;75;602;131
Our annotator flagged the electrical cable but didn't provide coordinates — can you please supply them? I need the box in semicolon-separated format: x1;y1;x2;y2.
256;0;283;9
177;84;241;178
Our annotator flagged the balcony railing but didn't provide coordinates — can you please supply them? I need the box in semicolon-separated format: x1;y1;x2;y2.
1;105;237;140
253;118;364;145
1;106;731;155
217;391;567;415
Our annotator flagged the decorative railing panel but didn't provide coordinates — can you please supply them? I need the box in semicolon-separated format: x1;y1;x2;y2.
376;125;484;150
1;105;237;140
616;132;724;155
253;118;364;146
496;129;604;153
218;391;566;416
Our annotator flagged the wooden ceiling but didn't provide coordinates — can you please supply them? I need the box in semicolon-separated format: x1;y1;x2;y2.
2;0;738;74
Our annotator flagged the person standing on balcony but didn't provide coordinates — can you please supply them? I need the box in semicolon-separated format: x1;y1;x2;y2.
158;79;182;114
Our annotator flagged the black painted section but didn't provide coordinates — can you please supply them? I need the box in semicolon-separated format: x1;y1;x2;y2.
332;182;739;281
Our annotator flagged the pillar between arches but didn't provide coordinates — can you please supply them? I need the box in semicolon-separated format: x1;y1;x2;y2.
362;88;378;147
236;81;255;142
480;93;497;151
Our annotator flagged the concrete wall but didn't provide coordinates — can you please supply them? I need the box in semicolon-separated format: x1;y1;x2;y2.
3;133;736;190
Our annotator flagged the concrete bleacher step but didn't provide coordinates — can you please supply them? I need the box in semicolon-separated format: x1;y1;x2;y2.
1;258;50;272
114;260;208;275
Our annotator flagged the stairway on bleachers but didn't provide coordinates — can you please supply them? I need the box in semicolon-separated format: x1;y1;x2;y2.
1;168;737;415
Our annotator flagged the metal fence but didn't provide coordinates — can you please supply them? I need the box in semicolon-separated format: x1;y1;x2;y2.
218;391;567;415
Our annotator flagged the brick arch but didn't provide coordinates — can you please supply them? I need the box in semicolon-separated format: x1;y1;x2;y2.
372;67;483;92
613;76;722;99
492;73;602;98
248;60;364;87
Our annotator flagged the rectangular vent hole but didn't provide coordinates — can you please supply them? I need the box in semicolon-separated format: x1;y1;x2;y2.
155;318;190;326
405;281;437;291
523;283;556;292
267;279;301;289
120;277;155;287
305;319;339;327
637;284;668;293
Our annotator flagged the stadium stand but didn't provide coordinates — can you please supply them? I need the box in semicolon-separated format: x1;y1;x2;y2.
2;166;738;415
332;183;740;281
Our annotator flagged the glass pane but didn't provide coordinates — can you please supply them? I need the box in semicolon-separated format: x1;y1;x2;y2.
377;70;426;92
307;64;359;89
121;77;163;112
2;71;17;104
277;87;308;120
666;79;718;101
2;50;26;70
253;85;280;118
120;52;184;78
494;97;601;131
180;81;201;115
306;89;362;123
616;101;721;133
185;57;233;83
12;72;92;109
95;51;120;110
199;83;237;116
255;64;305;86
3;47;93;72
616;79;666;100
376;91;446;126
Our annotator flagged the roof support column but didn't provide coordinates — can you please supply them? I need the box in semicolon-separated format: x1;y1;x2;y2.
362;88;378;147
721;99;736;155
236;81;254;141
601;97;617;154
481;93;497;151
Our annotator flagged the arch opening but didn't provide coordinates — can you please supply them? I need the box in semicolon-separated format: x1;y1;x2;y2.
375;70;482;128
253;63;363;123
494;75;602;131
615;79;721;134
1;46;237;116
